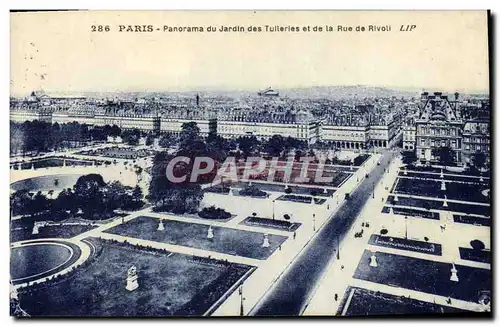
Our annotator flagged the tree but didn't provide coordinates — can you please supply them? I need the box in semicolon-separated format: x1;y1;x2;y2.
471;152;487;171
237;135;260;158
73;174;107;218
432;146;455;167
10;190;33;216
158;134;173;148
145;134;154;146
53;188;77;215
121;128;141;146
263;135;286;157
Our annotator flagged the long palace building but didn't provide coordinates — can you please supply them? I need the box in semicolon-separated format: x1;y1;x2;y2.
11;89;404;149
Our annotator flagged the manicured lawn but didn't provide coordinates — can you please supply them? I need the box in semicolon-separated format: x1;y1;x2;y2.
77;147;153;159
105;216;288;260
234;166;352;187
17;240;253;316
459;248;491;264
276;194;327;205
398;172;490;185
388;196;491;217
453;215;490;227
395;178;489;203
405;166;490;178
240;216;301;232
369;234;442;256
10;157;104;170
230;181;336;197
381;206;440;220
353;250;491;302
338;286;470;316
11;224;98;243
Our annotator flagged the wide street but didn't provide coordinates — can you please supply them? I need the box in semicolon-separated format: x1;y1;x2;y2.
250;149;396;316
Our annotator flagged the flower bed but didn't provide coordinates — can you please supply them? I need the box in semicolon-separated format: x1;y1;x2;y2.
241;216;301;232
276;194;327;205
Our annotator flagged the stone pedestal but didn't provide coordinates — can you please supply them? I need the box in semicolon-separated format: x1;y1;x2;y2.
207;226;214;239
262;234;270;248
443;195;448;207
369;254;378;268
441;181;446;191
126;266;139;291
440;169;444;178
32;224;39;235
157;220;164;231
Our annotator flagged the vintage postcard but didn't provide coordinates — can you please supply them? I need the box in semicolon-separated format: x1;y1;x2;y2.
9;10;491;317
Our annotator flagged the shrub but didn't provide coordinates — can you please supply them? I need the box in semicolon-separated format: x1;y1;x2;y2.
284;187;292;194
283;214;291;220
470;239;486;251
239;185;268;198
199;206;231;220
380;228;388;235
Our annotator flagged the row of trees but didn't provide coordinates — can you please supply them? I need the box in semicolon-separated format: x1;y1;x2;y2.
11;174;144;220
407;145;488;171
10;120;154;155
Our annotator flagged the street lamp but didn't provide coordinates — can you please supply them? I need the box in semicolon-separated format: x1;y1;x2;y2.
239;285;245;316
336;235;340;260
272;200;276;220
405;216;408;239
313;213;316;231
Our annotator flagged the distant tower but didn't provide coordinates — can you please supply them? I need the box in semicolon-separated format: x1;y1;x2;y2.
196;93;200;107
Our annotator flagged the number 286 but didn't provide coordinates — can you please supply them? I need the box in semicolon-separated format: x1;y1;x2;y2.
91;25;110;32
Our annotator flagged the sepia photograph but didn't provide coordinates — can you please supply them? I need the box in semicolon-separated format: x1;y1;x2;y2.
8;10;491;317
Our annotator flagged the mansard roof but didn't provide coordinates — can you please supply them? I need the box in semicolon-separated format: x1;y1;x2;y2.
418;93;459;122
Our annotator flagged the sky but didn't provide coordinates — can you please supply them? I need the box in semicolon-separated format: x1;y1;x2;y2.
10;10;490;96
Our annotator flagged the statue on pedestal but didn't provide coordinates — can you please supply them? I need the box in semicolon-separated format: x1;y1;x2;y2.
403;167;407;175
394;195;399;202
126;265;139;291
450;263;459;282
32;222;40;235
441;181;446;191
262;234;270;248
207;226;214;239
369;253;378;268
157;220;165;231
443;195;448;207
440;169;444;178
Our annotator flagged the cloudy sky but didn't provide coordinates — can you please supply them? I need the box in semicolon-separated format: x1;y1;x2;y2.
10;10;489;96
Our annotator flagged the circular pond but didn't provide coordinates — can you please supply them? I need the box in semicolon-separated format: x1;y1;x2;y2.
10;174;83;192
11;243;73;282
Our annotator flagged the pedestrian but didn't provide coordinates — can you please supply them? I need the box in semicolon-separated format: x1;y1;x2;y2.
279;245;282;251
334;293;338;301
341;265;344;270
293;231;296;240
